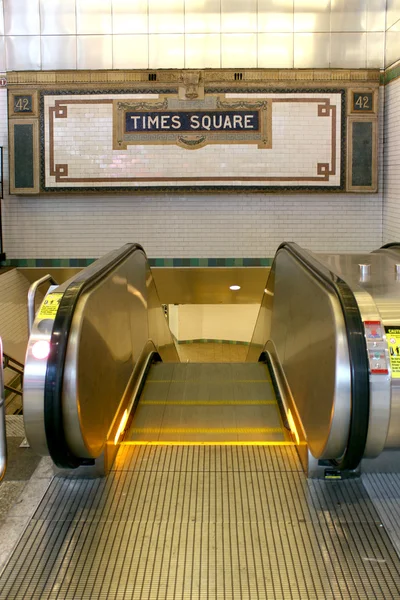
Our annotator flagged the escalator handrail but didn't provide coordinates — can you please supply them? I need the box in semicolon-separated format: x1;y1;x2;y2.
378;242;400;250
43;243;145;468
276;242;369;471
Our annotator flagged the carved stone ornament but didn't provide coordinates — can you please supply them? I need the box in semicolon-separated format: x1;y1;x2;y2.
180;71;203;100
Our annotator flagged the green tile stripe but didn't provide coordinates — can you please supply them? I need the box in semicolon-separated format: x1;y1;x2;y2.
384;61;400;85
2;257;273;268
177;339;250;346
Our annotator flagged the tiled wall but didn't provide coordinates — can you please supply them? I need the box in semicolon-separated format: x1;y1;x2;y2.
44;91;343;191
386;0;400;67
0;84;385;260
383;73;400;242
0;0;390;71
0;269;31;362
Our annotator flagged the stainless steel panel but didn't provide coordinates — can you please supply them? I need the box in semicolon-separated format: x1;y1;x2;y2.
316;252;400;452
367;31;384;68
249;248;352;460
258;0;294;32
386;0;400;30
148;33;185;68
221;0;257;33
331;0;367;32
185;0;221;33
185;33;221;68
62;251;178;458
330;32;367;68
76;0;112;34
385;29;400;67
294;32;330;68
4;0;40;35
258;32;294;67
221;33;257;67
39;0;76;35
113;34;148;69
77;34;112;69
5;35;41;71
41;35;77;70
366;0;386;31
112;0;148;34
294;0;330;33
148;0;184;34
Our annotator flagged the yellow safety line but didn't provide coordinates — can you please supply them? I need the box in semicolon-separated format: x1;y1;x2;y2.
146;380;272;383
121;441;295;446
140;400;277;406
129;427;283;434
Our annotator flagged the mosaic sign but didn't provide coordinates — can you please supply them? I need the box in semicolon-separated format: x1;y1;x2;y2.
41;90;345;191
114;97;270;150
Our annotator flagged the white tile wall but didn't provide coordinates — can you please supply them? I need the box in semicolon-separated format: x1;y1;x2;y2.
383;76;400;242
0;86;385;259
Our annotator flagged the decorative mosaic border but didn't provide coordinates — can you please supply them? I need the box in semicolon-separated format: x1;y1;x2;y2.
38;87;346;194
385;61;400;85
2;257;273;268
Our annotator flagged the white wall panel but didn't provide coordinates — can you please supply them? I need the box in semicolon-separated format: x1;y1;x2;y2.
367;0;386;31
366;31;385;67
77;35;113;69
148;0;184;34
221;0;257;33
4;0;40;35
41;36;77;70
0;1;5;36
330;32;367;67
294;0;330;33
383;77;400;243
6;36;41;70
185;33;221;68
386;0;400;29
76;0;112;35
221;33;257;67
185;0;221;33
385;28;400;66
40;0;76;35
294;32;330;68
0;37;5;71
149;34;184;68
258;32;293;67
112;0;148;34
258;0;294;33
113;34;148;68
331;0;367;32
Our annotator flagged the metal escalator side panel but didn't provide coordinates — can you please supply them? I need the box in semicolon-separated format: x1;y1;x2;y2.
24;243;179;468
270;249;352;460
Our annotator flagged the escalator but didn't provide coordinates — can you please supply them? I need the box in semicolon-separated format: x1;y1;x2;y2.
1;242;400;599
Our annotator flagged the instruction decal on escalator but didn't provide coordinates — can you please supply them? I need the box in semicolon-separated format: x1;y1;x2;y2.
385;326;400;378
37;293;63;320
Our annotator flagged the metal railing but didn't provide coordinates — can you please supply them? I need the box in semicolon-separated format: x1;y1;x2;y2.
0;337;7;482
3;353;24;398
27;274;58;336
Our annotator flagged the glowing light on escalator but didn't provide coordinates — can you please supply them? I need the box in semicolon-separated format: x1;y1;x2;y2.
32;340;51;359
114;409;129;445
230;285;241;291
287;409;300;445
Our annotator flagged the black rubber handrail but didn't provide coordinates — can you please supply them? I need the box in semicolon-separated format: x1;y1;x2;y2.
379;242;400;250
276;242;370;472
44;243;145;468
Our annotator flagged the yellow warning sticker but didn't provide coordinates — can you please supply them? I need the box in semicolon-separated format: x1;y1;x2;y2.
385;326;400;379
37;293;63;320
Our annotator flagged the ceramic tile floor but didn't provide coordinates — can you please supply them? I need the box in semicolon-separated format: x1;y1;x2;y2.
177;342;249;363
